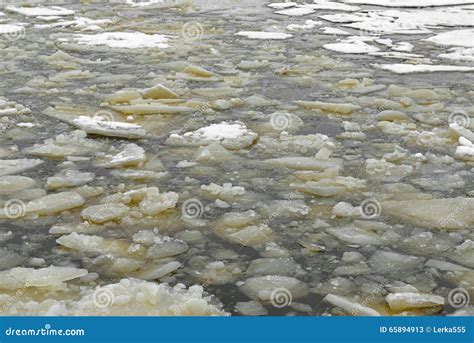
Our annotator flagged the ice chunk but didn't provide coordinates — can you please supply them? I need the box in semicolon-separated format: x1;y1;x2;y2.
133;261;181;280
56;233;142;258
46;169;95;190
81;203;129;224
71;116;147;139
239;275;309;302
324;294;381;316
324;38;379;54
376;64;474;74
0;159;43;177
140;84;179;99
369;251;424;274
296;100;359;114
26;130;103;158
0;266;87;290
263;157;343;171
3;278;228;316
99;143;146;168
23;192;85;216
147;239;188;259
68;32;170;49
327;225;385;246
455;137;474;161
168;122;258;150
386;292;444;312
201;183;245;198
235;301;268;316
425;28;474;48
246;258;300;277
216;224;273;246
6;6;74;17
381;197;474;229
138;187;179;216
343;0;474;7
0;176;36;195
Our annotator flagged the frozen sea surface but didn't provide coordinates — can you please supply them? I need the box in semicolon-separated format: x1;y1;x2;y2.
0;0;473;316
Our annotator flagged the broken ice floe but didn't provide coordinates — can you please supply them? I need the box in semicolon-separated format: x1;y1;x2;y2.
167;122;258;149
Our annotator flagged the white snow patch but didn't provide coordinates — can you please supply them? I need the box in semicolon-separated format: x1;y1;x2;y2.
268;2;297;9
0;24;24;35
72;116;146;139
425;29;474;48
455;137;474;161
375;63;474;74
342;0;474;7
125;0;167;7
324;37;379;53
307;1;360;11
381;8;474;28
276;7;315;16
375;38;413;52
287;20;322;31
69;32;170;49
186;122;250;141
439;47;474;62
167;121;258;149
36;17;113;31
323;8;474;36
